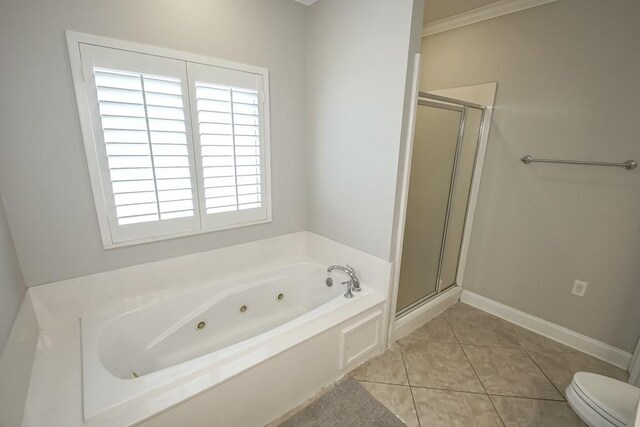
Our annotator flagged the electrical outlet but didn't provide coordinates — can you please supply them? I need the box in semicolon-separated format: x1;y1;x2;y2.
571;280;588;297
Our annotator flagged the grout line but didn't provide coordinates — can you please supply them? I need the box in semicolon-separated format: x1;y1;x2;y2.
445;305;507;427
451;301;592;401
406;305;570;424
399;337;461;345
459;344;487;395
304;303;576;426
521;347;566;401
409;384;486;396
487;395;504;423
441;311;462;345
455;342;522;350
458;331;506;426
399;344;422;427
356;379;411;387
357;381;568;403
440;311;519;349
445;309;505;424
451;306;566;406
487;393;567;403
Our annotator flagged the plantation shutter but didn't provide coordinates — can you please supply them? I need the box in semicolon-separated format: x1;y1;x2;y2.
80;44;201;243
71;36;272;247
186;62;269;230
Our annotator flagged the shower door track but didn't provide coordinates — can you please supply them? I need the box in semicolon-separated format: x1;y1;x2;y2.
395;285;455;320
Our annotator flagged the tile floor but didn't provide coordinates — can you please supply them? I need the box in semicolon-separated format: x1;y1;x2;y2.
348;302;630;426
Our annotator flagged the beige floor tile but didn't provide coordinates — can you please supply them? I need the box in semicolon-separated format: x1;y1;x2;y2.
400;339;484;393
463;345;563;400
443;304;577;353
346;303;625;426
359;382;419;427
444;304;522;348
527;350;629;397
442;302;486;321
412;387;502;427
349;344;409;385
404;314;458;343
514;328;578;354
490;395;585;426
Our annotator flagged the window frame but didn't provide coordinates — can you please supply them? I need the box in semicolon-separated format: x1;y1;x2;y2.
66;31;272;249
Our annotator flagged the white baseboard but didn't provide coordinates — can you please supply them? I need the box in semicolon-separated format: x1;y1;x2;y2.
460;290;631;370
629;341;640;387
391;286;461;343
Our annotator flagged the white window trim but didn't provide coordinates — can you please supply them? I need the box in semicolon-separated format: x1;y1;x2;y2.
66;31;272;249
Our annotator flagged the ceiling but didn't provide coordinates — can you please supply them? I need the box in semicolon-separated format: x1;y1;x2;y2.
424;0;502;24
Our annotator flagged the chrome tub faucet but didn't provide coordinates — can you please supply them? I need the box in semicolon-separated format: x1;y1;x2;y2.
327;264;361;298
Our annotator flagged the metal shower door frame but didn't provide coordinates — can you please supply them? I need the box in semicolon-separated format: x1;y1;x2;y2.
396;93;486;318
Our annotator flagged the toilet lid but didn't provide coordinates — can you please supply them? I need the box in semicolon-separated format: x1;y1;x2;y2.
573;372;640;425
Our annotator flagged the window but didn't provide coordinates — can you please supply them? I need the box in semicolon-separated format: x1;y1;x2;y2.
67;32;271;247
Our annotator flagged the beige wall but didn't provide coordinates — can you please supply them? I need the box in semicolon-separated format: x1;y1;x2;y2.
0;195;25;355
422;0;640;352
0;0;308;286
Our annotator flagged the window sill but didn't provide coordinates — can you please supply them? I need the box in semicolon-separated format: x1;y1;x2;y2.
102;218;273;250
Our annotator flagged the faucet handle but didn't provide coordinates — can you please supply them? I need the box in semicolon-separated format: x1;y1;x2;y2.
341;279;355;298
344;287;354;298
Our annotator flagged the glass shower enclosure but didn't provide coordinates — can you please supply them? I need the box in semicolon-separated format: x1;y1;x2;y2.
396;92;485;316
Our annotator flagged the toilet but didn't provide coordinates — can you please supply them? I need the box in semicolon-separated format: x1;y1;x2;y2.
567;372;640;427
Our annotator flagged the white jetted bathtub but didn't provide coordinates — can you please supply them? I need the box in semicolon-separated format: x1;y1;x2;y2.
81;260;384;425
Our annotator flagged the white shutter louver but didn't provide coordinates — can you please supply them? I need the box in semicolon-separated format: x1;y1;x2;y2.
195;83;262;214
188;61;269;230
95;68;195;225
72;36;270;247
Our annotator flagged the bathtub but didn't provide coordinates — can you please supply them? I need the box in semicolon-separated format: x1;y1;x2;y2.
81;261;385;425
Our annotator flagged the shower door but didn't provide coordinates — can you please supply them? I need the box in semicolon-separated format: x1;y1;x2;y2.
396;94;484;315
438;107;482;291
396;102;463;312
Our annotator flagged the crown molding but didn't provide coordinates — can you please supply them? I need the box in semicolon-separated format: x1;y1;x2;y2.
422;0;558;37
